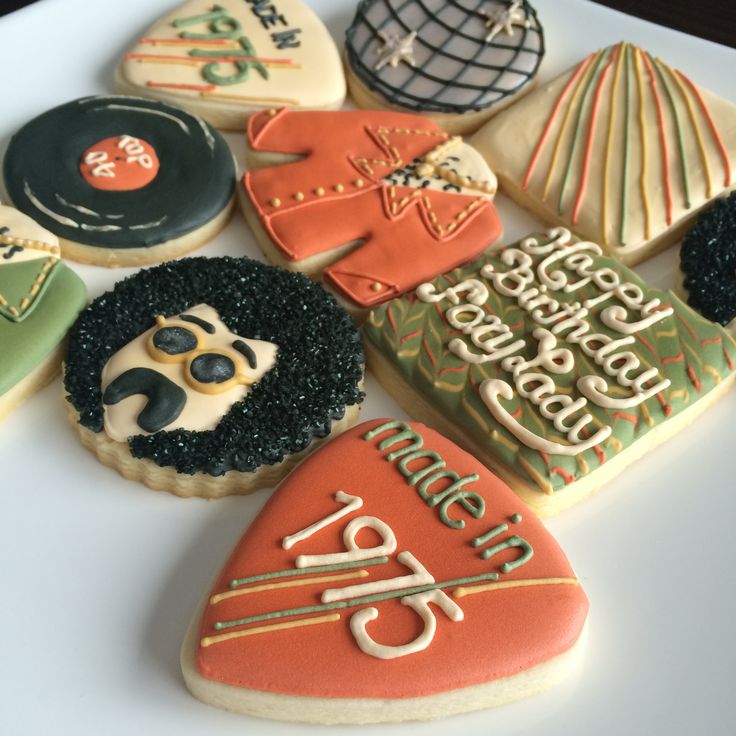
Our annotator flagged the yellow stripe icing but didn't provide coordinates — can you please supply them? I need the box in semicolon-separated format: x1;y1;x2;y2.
453;577;579;598
517;456;554;495
663;59;713;198
601;42;626;245
542;50;604;201
634;47;651;240
200;613;341;648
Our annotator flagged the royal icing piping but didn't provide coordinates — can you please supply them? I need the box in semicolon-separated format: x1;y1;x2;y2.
101;304;278;441
119;0;344;110
364;230;736;493
490;42;735;252
4;96;233;249
195;420;587;700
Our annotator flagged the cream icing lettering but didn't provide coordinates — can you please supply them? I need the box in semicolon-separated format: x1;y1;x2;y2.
278;480;532;659
84;135;153;178
417;229;674;456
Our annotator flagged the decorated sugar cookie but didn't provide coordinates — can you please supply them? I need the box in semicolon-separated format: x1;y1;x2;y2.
680;192;736;335
116;0;346;130
240;108;502;315
181;419;589;723
63;257;364;498
363;229;736;516
2;96;235;267
345;0;545;135
0;205;87;421
471;42;736;265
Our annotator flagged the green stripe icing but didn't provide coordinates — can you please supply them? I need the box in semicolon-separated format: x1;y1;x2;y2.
215;571;500;631
558;48;612;215
652;54;691;208
619;44;632;245
229;557;389;589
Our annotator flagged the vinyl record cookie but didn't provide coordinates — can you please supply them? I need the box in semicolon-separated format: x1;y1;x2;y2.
181;419;589;724
680;192;736;334
2;96;235;267
471;42;736;265
63;257;364;498
345;0;545;134
0;205;86;421
240;108;502;316
363;228;736;516
116;0;346;130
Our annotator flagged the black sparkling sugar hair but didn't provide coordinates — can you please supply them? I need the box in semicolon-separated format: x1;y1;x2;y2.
680;192;736;327
64;257;365;476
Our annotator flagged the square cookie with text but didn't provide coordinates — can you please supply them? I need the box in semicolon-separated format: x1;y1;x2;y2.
363;228;736;515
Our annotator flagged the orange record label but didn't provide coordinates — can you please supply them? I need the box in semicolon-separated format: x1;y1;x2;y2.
79;134;159;191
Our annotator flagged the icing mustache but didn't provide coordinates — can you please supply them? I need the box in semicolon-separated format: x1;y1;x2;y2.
103;367;187;433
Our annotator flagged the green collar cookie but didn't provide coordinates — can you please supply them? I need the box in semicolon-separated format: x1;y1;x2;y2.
0;205;87;403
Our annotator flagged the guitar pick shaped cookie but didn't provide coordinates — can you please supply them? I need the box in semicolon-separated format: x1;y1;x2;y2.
182;419;588;724
116;0;346;130
0;205;86;421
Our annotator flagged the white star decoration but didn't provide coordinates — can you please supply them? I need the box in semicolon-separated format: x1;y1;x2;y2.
480;1;531;44
374;30;418;71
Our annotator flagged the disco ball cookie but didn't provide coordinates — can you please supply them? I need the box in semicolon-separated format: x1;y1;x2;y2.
0;206;86;421
181;419;588;724
63;257;365;498
471;42;736;266
680;192;736;334
2;96;235;267
363;228;736;516
116;0;346;130
345;0;544;135
240;108;502;317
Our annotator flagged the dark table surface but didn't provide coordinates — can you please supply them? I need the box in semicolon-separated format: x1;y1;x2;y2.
1;0;734;49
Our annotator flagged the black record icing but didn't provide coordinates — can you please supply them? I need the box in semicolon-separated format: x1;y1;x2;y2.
345;0;545;114
680;192;736;327
2;96;235;249
64;257;365;476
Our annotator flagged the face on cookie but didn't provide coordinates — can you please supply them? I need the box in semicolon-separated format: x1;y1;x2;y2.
101;304;278;441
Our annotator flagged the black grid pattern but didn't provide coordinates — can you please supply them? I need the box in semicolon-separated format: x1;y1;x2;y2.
346;0;545;114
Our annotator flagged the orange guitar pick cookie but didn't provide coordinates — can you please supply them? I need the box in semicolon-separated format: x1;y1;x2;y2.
181;419;588;723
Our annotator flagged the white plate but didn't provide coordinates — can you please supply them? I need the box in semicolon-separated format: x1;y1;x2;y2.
1;1;734;734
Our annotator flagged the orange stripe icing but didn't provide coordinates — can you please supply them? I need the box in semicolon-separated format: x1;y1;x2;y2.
633;48;651;240
542;50;604;201
641;52;673;226
675;69;732;187
601;42;626;245
521;53;595;191
572;44;619;225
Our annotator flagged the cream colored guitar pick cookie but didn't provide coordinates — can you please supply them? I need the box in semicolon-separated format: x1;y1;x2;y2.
116;0;346;129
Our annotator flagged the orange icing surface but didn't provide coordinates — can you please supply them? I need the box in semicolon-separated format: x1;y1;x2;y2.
196;419;588;699
79;135;159;191
243;109;502;308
